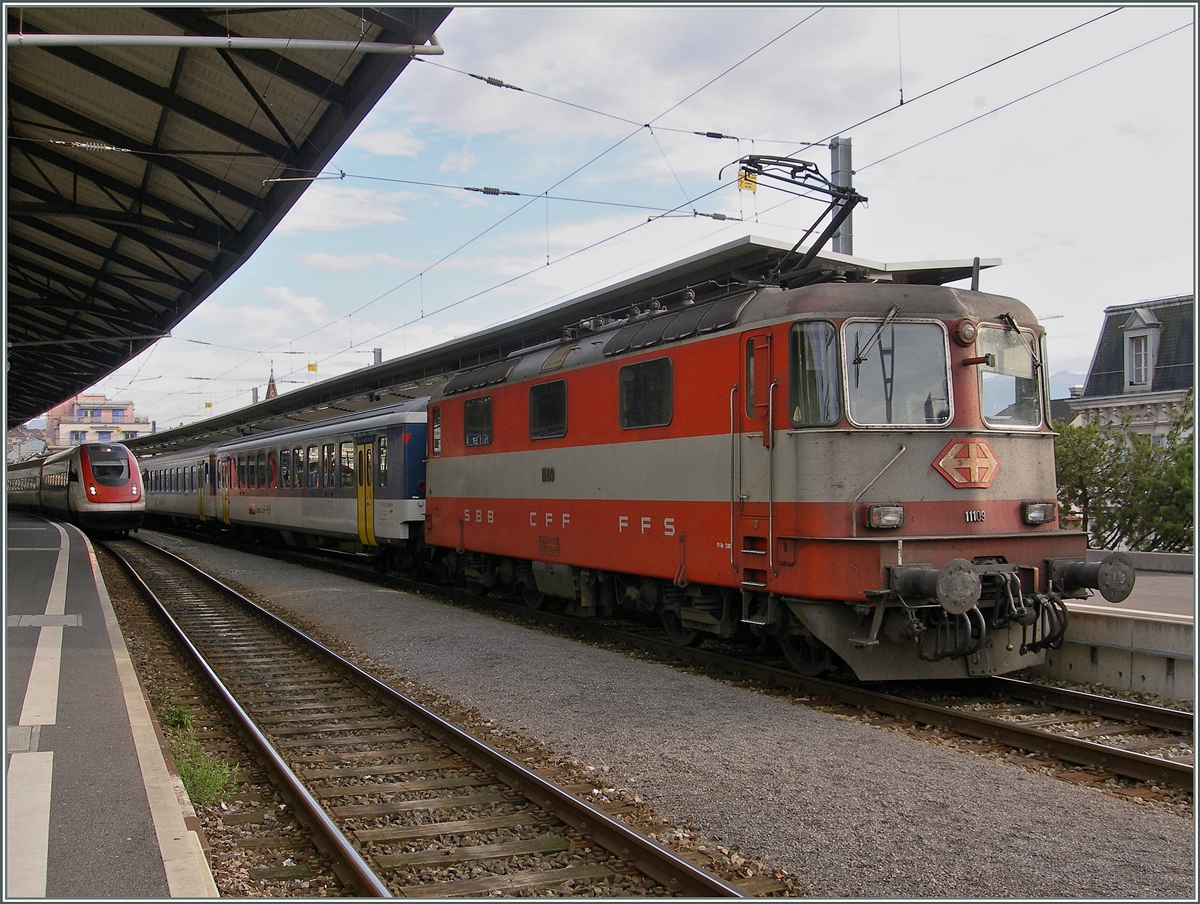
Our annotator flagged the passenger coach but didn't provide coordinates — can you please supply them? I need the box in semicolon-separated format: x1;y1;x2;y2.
142;399;427;567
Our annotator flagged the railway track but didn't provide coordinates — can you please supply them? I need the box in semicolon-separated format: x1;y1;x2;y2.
103;537;746;898
140;528;1194;794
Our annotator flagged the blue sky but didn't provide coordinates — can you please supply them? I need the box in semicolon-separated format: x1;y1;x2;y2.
88;4;1195;428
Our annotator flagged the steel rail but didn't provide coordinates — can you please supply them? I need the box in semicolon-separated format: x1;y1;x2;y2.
121;538;747;898
105;540;392;897
982;676;1195;735
141;531;1195;792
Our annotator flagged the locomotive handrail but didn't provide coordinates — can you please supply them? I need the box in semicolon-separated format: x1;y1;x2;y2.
768;379;777;572
728;385;738;571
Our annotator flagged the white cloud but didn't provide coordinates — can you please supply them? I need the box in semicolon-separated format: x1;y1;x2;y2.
347;125;424;157
275;183;418;234
299;252;416;272
439;146;476;173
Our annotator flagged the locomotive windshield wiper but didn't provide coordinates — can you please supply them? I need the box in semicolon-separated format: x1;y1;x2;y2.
853;304;901;365
999;311;1043;372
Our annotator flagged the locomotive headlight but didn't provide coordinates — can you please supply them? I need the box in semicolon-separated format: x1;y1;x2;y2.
865;504;906;529
952;319;978;346
88;485;97;496
1023;502;1057;525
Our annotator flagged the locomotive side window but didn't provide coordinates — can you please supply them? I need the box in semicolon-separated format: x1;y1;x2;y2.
530;380;567;439
619;357;673;429
977;326;1044;428
340;441;356;488
431;407;442;456
845;320;950;426
789;321;841;426
464;397;493;446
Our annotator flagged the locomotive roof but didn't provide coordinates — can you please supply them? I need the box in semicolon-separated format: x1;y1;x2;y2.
436;282;1038;399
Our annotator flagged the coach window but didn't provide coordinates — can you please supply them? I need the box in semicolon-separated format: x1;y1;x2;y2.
306;446;319;488
340;441;355;488
845;319;951;426
431;407;441;456
378;437;388;487
530;380;567;439
280;450;290;487
464;397;492;446
789;321;841;426
619;357;673;429
268;451;279;489
255;452;266;488
319;444;333;488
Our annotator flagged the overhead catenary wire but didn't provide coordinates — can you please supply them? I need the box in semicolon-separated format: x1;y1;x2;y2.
125;11;1184;420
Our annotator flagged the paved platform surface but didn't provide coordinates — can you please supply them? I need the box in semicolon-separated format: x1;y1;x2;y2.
5;512;216;898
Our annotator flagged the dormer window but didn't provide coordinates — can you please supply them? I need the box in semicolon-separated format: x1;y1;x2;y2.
1122;308;1161;392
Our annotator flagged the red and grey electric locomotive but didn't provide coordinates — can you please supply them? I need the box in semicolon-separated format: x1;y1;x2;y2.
423;279;1134;681
7;442;145;533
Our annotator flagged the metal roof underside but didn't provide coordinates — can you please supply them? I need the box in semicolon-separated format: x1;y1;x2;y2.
5;5;452;429
126;235;998;456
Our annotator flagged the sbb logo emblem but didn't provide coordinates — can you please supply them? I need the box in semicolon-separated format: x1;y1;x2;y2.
933;439;1000;489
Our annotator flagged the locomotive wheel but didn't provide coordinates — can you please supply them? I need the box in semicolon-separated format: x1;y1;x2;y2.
465;579;489;597
779;632;832;676
660;610;699;646
520;583;545;609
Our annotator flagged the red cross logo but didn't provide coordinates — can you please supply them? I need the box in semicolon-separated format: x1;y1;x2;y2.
934;439;1000;488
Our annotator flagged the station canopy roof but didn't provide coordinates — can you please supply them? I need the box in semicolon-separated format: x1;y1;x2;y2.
126;234;998;456
5;5;452;429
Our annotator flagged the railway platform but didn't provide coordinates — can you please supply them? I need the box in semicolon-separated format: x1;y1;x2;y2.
5;511;216;898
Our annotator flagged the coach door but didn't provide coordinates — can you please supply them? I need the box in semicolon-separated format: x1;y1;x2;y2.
219;458;231;524
735;330;776;586
355;439;377;546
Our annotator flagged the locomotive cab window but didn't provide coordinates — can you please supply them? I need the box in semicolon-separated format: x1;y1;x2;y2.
464;397;492;446
977;325;1044;428
844;320;951;426
789;321;841;426
530;380;567;439
619;357;673;429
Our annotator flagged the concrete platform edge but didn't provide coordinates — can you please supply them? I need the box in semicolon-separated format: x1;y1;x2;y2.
84;529;219;898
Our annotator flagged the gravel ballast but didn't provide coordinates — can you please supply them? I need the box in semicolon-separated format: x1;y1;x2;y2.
144;534;1195;898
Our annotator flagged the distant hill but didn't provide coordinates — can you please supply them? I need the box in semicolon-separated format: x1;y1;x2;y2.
1049;370;1087;400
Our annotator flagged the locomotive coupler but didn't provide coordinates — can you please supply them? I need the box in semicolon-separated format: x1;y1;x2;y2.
1047;553;1136;603
891;558;982;615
